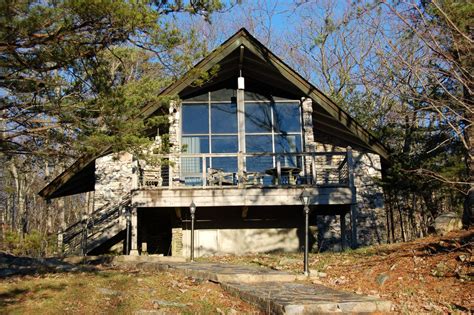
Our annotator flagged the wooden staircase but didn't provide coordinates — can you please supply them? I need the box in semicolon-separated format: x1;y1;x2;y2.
60;193;131;255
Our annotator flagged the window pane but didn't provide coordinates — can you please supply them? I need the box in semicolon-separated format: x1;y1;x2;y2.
211;157;237;172
274;134;302;153
182;104;208;134
182;136;209;153
245;102;272;133
246;135;272;153
274;103;301;133
211;136;238;153
277;155;303;169
246;156;273;172
211;103;237;133
181;157;203;175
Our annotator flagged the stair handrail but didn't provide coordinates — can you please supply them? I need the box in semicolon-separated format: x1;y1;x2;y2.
61;192;132;254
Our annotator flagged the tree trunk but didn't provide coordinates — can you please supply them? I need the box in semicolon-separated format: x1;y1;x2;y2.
463;105;473;228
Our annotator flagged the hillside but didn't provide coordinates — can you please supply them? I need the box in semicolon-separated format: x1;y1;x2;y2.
203;229;473;313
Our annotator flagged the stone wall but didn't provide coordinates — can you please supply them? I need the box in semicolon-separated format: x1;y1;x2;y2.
302;98;386;249
181;228;300;257
171;227;183;256
352;151;386;246
168;100;182;184
94;152;137;211
312;131;387;249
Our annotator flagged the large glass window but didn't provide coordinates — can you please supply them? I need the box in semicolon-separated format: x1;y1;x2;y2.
181;93;303;179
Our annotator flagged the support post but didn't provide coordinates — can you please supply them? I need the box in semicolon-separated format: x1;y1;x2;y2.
82;215;88;256
340;213;347;251
125;208;131;255
57;229;63;255
237;83;245;186
347;146;358;248
130;207;139;256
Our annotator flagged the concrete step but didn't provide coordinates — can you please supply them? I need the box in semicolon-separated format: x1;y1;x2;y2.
222;282;392;314
121;261;392;314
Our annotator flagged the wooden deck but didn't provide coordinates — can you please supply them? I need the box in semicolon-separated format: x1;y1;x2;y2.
131;186;353;208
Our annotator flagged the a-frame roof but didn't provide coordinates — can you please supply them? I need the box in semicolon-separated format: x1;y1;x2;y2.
39;28;388;199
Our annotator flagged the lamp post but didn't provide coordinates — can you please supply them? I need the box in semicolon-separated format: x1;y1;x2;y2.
189;201;196;262
300;191;311;276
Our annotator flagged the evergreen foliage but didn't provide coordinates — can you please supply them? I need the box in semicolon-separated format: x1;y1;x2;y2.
0;0;223;157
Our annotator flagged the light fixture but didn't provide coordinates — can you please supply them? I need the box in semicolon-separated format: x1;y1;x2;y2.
238;76;245;90
300;190;311;207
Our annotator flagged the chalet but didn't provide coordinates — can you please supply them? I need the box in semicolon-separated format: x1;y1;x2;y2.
39;29;388;257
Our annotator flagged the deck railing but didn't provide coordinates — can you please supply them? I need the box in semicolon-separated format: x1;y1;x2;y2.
139;148;355;189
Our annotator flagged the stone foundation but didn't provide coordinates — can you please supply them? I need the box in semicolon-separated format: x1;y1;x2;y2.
181;228;301;258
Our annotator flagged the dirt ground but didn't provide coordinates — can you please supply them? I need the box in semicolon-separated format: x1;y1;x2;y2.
1;230;472;314
0;263;260;314
203;229;473;313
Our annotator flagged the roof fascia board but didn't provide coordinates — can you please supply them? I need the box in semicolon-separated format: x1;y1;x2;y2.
140;39;244;118
38;148;109;198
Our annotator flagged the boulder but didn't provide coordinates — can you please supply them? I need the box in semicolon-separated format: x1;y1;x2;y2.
434;212;462;235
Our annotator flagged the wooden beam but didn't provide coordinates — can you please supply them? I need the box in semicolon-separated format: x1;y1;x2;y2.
132;187;353;208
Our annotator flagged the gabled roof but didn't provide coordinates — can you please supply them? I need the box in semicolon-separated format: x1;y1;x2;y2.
39;28;388;199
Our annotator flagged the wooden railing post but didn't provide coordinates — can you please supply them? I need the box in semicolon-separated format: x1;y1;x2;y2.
347;146;358;248
202;155;206;187
276;157;281;185
238;151;244;188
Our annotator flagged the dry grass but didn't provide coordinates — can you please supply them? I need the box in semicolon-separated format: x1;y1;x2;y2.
0;266;260;314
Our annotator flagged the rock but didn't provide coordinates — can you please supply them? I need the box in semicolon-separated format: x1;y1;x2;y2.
278;257;300;265
317;272;327;278
433;212;462;235
376;273;389;286
151;299;187;308
98;288;121;296
134;310;168;315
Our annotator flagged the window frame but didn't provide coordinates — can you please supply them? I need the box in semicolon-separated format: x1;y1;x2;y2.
181;92;303;173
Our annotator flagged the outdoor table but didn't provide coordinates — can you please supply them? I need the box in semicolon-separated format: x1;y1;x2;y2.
265;166;301;185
